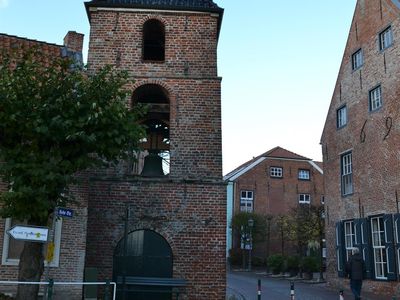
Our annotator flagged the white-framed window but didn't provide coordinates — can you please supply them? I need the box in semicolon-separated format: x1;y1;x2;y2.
344;220;356;262
298;169;310;180
337;105;347;128
341;152;353;196
369;85;382;112
2;218;62;267
270;167;283;178
352;48;363;70
240;190;254;213
379;26;393;51
371;216;387;279
298;194;311;204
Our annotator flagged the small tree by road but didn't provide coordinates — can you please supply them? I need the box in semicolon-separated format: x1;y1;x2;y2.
0;50;145;300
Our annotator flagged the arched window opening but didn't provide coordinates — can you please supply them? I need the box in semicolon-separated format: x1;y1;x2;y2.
143;19;165;61
132;84;170;176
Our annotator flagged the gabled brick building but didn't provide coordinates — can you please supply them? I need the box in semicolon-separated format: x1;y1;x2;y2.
321;0;400;296
224;147;324;258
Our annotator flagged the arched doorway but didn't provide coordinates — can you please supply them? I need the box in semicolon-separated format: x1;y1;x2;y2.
113;229;173;299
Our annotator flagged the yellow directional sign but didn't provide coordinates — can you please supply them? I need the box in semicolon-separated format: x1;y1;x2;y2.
46;242;55;262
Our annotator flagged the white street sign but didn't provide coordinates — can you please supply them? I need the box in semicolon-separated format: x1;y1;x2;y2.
7;225;49;243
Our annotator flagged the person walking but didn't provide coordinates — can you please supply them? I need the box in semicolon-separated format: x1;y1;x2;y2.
345;247;365;300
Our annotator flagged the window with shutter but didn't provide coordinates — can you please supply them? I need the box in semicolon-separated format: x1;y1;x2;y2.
354;218;373;279
383;214;397;281
336;221;346;277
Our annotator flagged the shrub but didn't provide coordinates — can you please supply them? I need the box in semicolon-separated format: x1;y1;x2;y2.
267;254;285;274
285;255;300;272
228;248;243;266
0;293;14;300
252;256;266;267
300;256;319;273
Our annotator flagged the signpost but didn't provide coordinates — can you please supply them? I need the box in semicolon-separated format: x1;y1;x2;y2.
7;225;49;243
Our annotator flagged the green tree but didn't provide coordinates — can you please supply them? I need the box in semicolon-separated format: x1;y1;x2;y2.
231;212;270;244
0;50;145;300
275;214;296;256
292;205;325;279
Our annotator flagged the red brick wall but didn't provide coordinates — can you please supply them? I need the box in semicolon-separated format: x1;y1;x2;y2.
87;10;219;78
86;179;226;299
85;5;226;300
232;158;324;257
321;0;400;296
0;33;61;59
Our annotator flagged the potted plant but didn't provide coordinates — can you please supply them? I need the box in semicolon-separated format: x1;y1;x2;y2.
285;255;300;277
267;254;285;275
300;256;319;280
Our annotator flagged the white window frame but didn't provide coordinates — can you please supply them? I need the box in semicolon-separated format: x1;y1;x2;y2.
369;85;382;112
298;169;310;180
337;105;347;128
352;48;363;70
298;194;311;204
341;152;353;196
344;220;356;262
240;190;254;213
336;226;342;272
2;218;62;267
371;216;388;279
270;167;283;178
379;26;393;51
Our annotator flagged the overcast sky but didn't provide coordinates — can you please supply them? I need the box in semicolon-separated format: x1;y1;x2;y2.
0;0;357;174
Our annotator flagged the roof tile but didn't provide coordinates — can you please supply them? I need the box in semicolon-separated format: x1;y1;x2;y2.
87;0;222;10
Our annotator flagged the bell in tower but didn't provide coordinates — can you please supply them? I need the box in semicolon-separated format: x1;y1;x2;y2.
132;84;170;177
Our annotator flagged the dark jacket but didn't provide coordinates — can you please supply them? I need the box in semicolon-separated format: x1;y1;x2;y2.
345;253;365;280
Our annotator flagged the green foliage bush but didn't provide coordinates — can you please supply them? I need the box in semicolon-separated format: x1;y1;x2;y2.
228;248;243;266
300;256;319;273
285;255;300;272
252;256;266;267
267;254;285;274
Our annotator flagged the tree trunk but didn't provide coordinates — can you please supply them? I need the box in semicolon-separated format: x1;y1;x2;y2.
16;241;44;300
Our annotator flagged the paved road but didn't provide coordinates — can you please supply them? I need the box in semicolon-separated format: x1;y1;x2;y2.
227;271;382;300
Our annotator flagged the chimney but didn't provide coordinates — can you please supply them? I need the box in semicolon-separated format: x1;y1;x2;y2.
63;31;84;53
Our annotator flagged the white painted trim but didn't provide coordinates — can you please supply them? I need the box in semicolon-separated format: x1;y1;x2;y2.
265;157;310;163
2;218;62;267
225;157;266;181
308;161;323;174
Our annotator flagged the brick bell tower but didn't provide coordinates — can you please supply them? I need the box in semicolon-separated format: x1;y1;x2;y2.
84;0;225;299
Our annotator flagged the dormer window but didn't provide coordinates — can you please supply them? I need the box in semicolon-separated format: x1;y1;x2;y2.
143;19;165;61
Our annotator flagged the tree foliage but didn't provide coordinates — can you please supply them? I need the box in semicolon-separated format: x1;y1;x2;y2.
0;49;145;225
231;212;272;243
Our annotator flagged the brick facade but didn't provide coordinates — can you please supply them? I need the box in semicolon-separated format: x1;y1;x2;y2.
321;0;400;297
225;147;324;258
84;1;226;299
